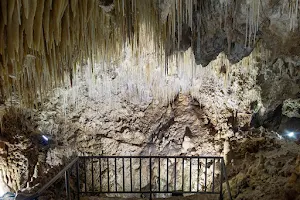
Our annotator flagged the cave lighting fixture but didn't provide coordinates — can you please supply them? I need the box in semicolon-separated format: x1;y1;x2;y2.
287;131;295;138
42;135;49;142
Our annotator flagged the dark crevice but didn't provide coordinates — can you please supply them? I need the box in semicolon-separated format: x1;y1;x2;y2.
250;104;283;130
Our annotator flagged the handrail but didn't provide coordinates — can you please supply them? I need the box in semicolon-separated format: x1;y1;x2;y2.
79;155;224;159
21;157;79;200
222;159;233;200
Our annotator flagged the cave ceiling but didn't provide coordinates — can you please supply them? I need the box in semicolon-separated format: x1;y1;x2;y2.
0;0;299;105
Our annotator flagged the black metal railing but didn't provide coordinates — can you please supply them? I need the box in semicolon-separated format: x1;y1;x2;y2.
21;156;232;200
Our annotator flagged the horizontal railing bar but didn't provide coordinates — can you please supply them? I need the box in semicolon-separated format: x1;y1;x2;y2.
79;156;223;159
79;191;220;194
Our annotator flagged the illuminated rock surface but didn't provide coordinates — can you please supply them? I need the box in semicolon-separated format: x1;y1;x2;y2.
0;0;300;199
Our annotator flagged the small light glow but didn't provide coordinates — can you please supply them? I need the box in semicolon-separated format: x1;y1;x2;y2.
42;135;49;141
287;132;295;138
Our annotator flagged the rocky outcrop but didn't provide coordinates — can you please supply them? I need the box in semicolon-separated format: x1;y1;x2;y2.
251;56;300;133
0;108;42;193
37;93;223;161
224;129;300;200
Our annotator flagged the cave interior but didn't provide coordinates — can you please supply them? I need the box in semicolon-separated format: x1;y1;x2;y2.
0;0;300;200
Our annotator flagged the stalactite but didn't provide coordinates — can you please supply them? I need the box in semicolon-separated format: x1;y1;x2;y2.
1;0;8;25
7;3;19;59
288;0;299;31
245;0;260;48
33;0;44;51
7;0;15;24
24;0;37;48
0;0;269;106
22;0;30;19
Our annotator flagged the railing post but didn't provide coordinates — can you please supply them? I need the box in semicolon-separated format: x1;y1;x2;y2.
149;157;152;200
182;158;184;191
197;157;200;192
174;158;177;191
114;158;117;192
107;158;110;192
84;157;87;192
219;159;223;200
212;158;215;192
158;158;160;192
139;158;142;192
166;158;169;192
189;158;192;192
122;158;125;192
76;160;80;200
130;158;133;192
92;158;94;192
99;157;102;192
65;169;71;200
205;158;207;192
